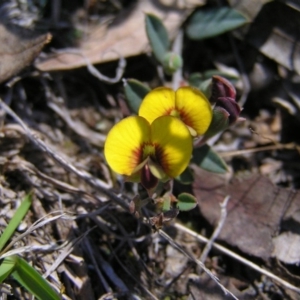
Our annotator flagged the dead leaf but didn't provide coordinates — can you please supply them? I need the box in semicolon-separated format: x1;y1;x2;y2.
272;232;300;264
188;273;248;300
246;2;300;75
0;22;51;83
165;245;189;278
192;167;300;260
228;0;272;21
35;0;201;71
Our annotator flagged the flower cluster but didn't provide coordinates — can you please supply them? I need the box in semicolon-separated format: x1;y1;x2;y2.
104;86;213;188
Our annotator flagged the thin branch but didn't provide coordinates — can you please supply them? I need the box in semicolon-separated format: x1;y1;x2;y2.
200;195;230;262
0;212;72;256
0;99;129;211
51;48;126;84
174;222;300;294
219;143;298;158
82;238;112;294
111;244;159;300
0;243;67;259
46;95;106;146
43;227;95;279
158;229;239;300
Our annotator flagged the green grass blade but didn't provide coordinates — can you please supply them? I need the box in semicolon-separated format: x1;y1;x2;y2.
0;256;16;282
0;193;32;252
11;256;61;300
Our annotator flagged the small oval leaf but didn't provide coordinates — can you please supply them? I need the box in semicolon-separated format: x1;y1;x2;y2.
124;79;150;114
192;145;228;174
145;13;170;63
177;193;197;211
186;7;248;40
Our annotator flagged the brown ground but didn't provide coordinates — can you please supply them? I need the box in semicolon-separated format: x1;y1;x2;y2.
1;1;300;299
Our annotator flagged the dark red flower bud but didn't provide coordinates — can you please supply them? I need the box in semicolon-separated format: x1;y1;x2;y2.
197;76;243;145
210;75;236;103
210;75;241;125
216;96;241;125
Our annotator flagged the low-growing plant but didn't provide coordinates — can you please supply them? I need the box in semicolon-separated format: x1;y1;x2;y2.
105;6;246;227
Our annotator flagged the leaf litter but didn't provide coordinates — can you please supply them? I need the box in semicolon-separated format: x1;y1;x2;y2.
1;0;300;299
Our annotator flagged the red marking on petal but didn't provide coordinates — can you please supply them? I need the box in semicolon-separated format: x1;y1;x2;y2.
154;144;170;174
178;109;196;130
165;107;176;115
131;147;143;168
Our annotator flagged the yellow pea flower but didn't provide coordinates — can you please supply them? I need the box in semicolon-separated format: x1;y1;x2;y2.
139;86;213;136
104;115;192;187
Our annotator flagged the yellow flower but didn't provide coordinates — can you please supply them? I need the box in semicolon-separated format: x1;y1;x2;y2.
139;86;213;136
104;115;192;184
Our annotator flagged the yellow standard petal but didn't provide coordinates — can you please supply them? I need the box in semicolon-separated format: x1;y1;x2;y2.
104;116;151;176
139;87;175;124
175;87;212;136
151;116;192;178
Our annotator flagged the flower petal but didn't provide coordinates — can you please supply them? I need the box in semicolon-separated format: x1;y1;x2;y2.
138;87;175;123
104;116;151;175
175;87;212;136
151;116;192;178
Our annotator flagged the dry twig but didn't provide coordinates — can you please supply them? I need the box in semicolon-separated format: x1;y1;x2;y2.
51;48;126;84
158;229;239;300
0;99;129;211
200;195;230;262
175;222;300;294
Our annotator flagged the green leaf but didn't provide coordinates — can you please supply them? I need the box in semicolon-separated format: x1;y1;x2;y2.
192;145;228;174
177;193;197;211
202;70;239;82
0;256;16;282
199;78;212;99
124;79;150;113
0;193;32;252
186;7;248;40
188;73;203;88
145;13;170;63
203;107;229;139
11;256;60;300
176;167;194;184
162;196;171;212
